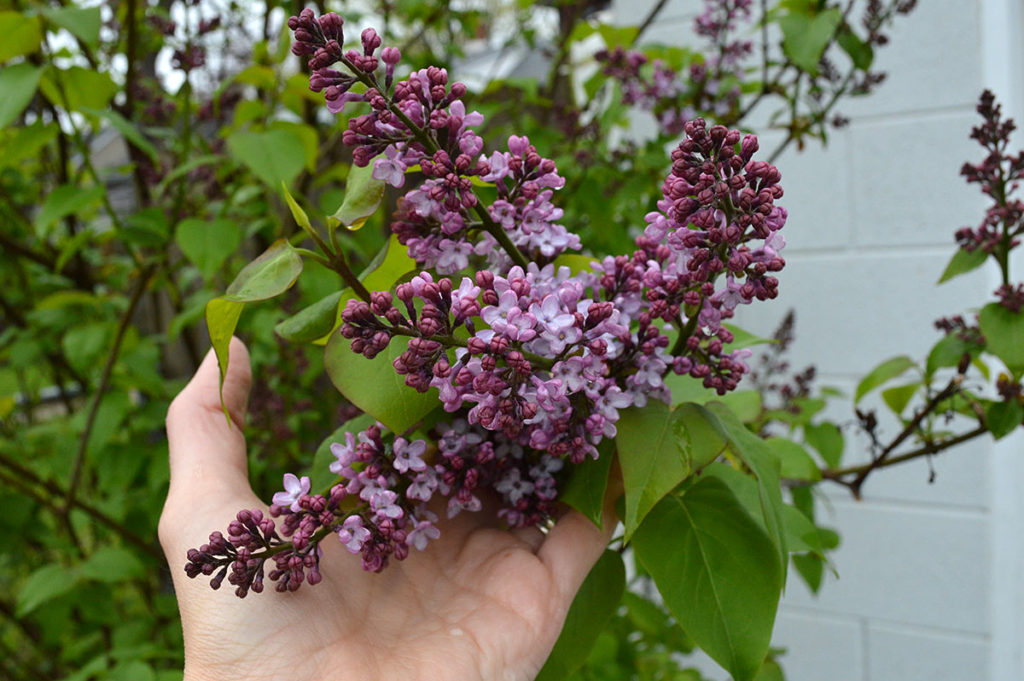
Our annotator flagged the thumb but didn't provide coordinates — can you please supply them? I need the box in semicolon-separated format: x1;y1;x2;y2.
165;337;255;512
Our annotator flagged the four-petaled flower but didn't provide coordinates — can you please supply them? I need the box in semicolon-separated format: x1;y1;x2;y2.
273;473;310;512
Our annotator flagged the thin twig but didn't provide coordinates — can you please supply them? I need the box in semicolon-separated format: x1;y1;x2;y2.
0;452;162;561
631;0;671;47
64;265;156;521
818;425;988;491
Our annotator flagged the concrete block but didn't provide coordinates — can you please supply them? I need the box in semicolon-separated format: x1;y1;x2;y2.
782;502;990;634
732;252;994;379
866;623;990;681
610;0;692;28
848;113;987;248
766;129;855;251
841;0;982;119
772;610;865;681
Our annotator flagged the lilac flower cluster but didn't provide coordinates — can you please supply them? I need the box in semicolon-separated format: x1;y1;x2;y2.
289;9;576;272
596;0;753;133
341;264;646;463
185;10;789;596
955;91;1024;259
186;417;571;594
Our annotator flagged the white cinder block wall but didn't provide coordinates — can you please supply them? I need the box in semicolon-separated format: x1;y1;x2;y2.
609;0;1024;679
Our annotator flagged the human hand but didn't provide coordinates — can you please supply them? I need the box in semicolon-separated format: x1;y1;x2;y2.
159;338;618;681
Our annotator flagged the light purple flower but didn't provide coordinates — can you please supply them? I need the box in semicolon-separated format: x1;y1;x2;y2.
392;437;428;473
373;145;407;188
272;473;310;512
329;432;358;476
337;515;371;554
495;468;534;504
407;518;441;551
406;468;439;502
370;489;405;520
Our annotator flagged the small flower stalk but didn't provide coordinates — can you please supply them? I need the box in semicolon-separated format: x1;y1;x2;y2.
186;8;789;596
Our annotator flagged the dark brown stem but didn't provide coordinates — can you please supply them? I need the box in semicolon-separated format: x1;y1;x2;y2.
631;0;671;46
64;265;156;522
818;425;988;497
832;375;967;498
0;453;162;561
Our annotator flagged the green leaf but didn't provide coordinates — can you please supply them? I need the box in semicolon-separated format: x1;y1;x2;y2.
281;182;313;234
723;323;775;351
802;421;844;468
310;414;376;490
226;128;306;189
560;439;615;528
331;163;386;230
206;239;303;404
705;462;821;555
616;402;692;540
705;402;787;575
663;375;762;421
119;207;171;248
674;402;730;470
40;67;117;112
175;218;242;278
881;382;920;415
597;24;639;48
778;9;842;74
0;119;57;167
62;322;114;374
754;659;786;681
275;290;344;343
234;64;277;89
765;438;821;481
324;333;438;434
0;11;42;63
938;247;987;284
986;400;1023;440
537;551;625;681
0;63;44;128
155;154;224;197
224;239;303;302
108;661;156;681
205;298;244;398
17;563;81;616
81;107;159;162
633;477;782;681
79;547;146;583
855;355;916;403
42;6;102;48
552;253;598;275
34;184;105;236
793;553;825;593
979;302;1024;374
835;26;873;69
926;334;973;378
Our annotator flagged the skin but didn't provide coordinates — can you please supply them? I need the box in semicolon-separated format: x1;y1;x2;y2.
159;338;618;681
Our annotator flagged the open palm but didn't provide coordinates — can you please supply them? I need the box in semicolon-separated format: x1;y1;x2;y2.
159;339;616;681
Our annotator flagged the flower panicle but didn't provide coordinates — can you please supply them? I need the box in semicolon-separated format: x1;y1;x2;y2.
184;10;791;597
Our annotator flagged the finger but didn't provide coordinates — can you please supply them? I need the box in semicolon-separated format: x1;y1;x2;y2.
165;337;254;508
538;465;622;600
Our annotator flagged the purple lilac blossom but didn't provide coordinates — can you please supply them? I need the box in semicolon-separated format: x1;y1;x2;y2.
185;9;789;597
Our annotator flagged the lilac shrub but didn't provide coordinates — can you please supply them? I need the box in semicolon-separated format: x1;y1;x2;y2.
185;9;788;597
597;0;754;133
